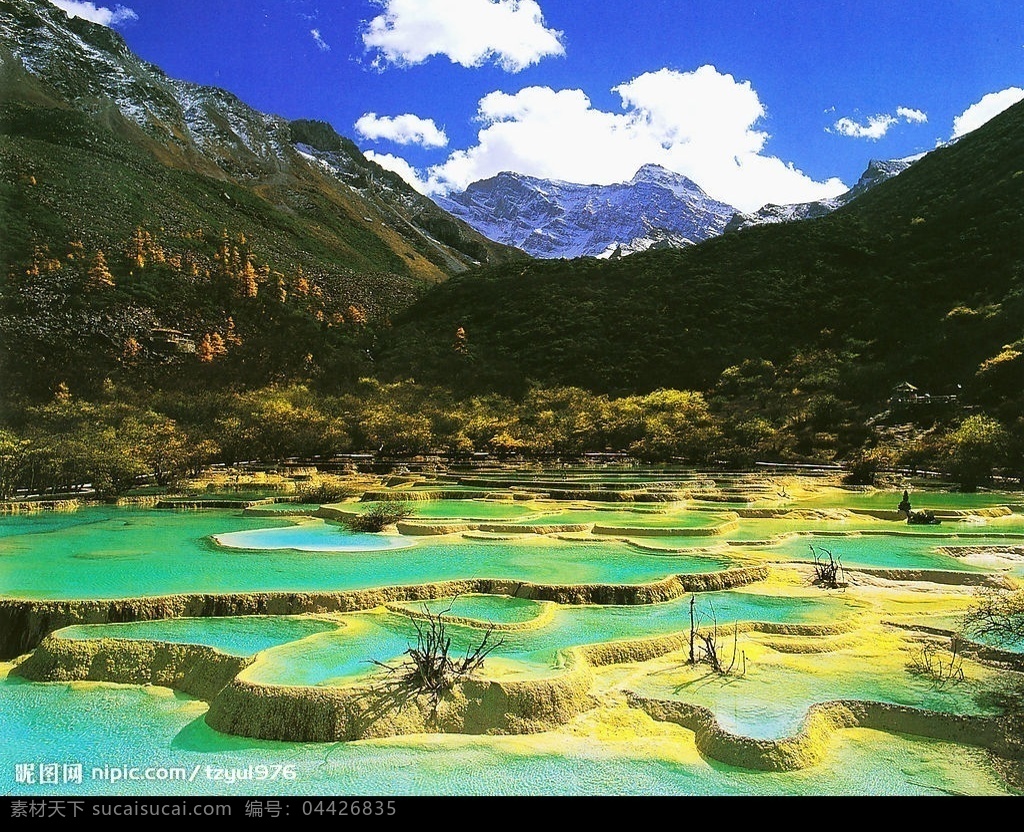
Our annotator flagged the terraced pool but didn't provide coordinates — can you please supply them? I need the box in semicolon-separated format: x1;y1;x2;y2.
2;473;1022;797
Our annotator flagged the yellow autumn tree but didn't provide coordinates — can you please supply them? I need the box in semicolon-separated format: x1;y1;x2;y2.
238;259;258;298
225;317;242;347
197;332;228;363
87;250;115;290
122;337;141;361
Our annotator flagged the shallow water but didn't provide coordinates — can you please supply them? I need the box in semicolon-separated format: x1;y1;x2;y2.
244;502;323;513
523;508;733;528
403;500;537;520
798;489;1023;511
214;520;419;552
636;646;1002;740
0;671;1012;796
58;616;340;656
761;533;1010;572
391;594;545;625
2;481;1021;797
0;507;734;599
248;591;858;686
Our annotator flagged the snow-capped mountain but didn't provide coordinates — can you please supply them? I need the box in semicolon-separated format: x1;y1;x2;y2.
435;164;738;259
724;154;925;233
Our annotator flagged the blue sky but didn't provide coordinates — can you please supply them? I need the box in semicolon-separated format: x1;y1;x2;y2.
52;0;1024;211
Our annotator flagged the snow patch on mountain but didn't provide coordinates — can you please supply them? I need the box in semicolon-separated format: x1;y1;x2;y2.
436;165;738;259
725;153;926;232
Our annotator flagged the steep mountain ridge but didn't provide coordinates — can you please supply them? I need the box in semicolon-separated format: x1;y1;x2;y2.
725;154;923;232
0;0;525;399
436;164;737;258
0;0;522;281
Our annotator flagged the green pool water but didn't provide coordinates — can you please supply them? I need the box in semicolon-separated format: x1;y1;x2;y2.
57;616;340;656
245;621;414;686
628;516;898;548
763;533;1011;572
941;514;1024;533
407;500;537;520
0;671;1011;795
391;594;545;625
522;508;731;528
5;484;1022;797
637;647;1001;741
348;499;537;520
248;591;858;687
244;502;322;513
501;590;855;663
0;506;733;599
799;489;1023;511
214;520;419;552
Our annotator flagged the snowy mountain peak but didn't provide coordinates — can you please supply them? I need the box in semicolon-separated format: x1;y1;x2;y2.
630;163;693;188
437;167;737;259
631;163;676;182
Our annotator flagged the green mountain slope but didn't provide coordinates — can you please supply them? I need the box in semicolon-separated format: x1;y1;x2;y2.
378;98;1024;426
0;0;525;398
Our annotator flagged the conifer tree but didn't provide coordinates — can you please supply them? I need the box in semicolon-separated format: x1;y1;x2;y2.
197;332;228;363
87;250;115;290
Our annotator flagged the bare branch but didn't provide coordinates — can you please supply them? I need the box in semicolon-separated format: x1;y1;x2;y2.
368;599;506;715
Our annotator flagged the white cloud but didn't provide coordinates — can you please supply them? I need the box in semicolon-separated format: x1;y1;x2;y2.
951;87;1024;139
897;106;928;124
409;66;845;213
831;105;928;140
355;113;448;148
49;0;137;26
310;29;330;52
831;114;899;140
365;151;431;193
362;0;564;72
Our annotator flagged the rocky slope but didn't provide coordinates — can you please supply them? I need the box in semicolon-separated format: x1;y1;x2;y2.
436;164;737;259
0;0;522;282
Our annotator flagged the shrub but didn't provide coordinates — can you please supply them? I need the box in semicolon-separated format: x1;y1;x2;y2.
344;501;413;532
295;480;359;504
906;638;965;689
961;587;1024;647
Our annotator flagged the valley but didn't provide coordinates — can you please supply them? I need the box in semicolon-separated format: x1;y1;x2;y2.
2;0;1024;801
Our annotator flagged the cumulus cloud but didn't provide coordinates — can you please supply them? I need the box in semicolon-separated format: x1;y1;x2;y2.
405;66;845;213
355;113;449;148
362;0;564;72
831;105;928;140
49;0;137;26
310;29;330;52
951;87;1024;139
831;114;898;140
897;106;928;124
365;150;431;193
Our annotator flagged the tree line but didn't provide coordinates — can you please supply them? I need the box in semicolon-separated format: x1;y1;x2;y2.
1;380;1019;500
